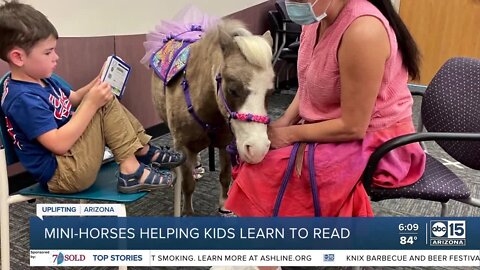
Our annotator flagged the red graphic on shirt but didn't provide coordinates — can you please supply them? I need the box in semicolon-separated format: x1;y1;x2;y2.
5;116;21;150
49;90;72;120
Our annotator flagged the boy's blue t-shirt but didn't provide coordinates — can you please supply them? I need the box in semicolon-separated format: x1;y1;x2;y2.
1;75;73;186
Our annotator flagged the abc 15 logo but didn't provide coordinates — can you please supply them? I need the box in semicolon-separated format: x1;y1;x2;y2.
430;220;466;239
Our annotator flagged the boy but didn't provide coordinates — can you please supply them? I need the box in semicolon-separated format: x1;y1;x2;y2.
0;1;185;194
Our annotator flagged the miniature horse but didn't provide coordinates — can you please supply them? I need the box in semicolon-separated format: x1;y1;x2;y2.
150;20;275;215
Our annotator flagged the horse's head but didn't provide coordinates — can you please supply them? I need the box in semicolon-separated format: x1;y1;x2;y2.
215;21;275;164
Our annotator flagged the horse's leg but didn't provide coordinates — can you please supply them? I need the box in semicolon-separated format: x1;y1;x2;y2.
179;147;197;216
218;148;233;215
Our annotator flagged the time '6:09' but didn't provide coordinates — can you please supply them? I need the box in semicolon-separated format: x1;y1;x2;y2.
398;223;419;231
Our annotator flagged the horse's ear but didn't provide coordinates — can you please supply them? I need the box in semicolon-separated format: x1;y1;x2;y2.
218;20;251;57
262;31;273;48
219;28;236;57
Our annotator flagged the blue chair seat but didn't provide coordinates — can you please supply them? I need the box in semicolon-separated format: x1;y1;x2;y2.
18;161;148;203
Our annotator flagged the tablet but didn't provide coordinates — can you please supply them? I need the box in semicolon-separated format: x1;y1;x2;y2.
100;55;131;98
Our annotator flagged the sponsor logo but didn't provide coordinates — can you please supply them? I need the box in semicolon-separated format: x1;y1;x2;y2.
52;252;86;265
52;252;64;265
323;254;335;262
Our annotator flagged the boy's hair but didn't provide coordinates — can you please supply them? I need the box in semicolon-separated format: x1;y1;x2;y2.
0;0;58;62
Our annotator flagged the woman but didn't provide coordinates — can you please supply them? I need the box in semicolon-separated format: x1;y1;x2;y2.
224;0;426;217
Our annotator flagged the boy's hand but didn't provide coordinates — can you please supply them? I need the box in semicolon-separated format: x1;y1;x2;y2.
97;60;107;80
84;79;113;109
89;60;106;88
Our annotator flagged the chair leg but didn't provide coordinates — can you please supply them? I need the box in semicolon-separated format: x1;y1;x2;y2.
174;167;183;217
275;62;287;91
456;197;480;208
0;150;11;270
272;35;279;63
0;197;10;270
285;64;294;90
272;27;287;65
440;202;448;217
272;42;286;65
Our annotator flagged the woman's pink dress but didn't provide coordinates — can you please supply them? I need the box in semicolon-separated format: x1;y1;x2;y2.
225;0;426;217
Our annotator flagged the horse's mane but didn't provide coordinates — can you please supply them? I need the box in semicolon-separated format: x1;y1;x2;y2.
209;19;272;70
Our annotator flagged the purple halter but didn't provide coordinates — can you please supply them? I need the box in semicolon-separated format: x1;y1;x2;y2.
173;26;270;130
181;74;270;132
215;75;271;125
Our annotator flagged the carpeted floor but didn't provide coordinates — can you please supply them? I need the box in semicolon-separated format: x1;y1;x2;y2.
3;93;479;270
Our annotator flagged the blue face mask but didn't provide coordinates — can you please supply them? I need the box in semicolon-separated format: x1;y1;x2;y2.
285;0;332;25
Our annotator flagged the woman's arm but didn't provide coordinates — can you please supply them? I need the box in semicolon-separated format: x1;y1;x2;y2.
270;92;301;128
269;16;391;148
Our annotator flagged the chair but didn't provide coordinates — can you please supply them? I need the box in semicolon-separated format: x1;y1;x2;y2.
362;57;480;216
273;0;302;65
0;72;147;270
267;5;301;90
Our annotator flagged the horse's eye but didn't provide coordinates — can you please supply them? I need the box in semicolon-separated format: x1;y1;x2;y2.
228;88;240;98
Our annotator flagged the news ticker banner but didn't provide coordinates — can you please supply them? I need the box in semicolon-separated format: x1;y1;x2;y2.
30;250;480;267
30;205;480;266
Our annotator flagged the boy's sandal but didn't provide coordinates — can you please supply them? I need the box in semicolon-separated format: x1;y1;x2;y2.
137;143;186;169
117;163;175;194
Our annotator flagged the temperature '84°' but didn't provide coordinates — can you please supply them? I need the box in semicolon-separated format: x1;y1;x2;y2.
400;236;418;245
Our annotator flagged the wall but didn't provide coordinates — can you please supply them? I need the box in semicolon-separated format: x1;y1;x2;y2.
399;0;480;85
22;0;270;37
0;1;275;128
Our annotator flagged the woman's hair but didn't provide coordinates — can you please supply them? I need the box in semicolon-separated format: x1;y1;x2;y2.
367;0;421;80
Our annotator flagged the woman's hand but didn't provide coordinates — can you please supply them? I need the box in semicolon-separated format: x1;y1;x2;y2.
268;125;294;149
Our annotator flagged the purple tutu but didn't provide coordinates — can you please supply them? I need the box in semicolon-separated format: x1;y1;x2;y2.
141;5;219;67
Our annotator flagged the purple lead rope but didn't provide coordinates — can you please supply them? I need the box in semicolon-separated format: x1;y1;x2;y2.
273;142;321;217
